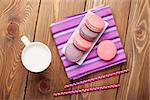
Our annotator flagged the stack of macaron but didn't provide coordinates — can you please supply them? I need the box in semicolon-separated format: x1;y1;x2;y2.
65;12;105;62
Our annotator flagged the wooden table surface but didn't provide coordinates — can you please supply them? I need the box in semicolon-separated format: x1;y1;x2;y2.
0;0;149;100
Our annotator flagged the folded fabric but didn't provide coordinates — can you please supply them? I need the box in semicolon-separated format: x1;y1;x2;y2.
50;5;126;80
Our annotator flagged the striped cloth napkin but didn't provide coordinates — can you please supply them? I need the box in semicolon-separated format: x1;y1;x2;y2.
50;5;126;80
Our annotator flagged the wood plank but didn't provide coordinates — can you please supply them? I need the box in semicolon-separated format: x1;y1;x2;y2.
71;0;131;100
24;0;86;99
0;0;40;99
117;0;150;99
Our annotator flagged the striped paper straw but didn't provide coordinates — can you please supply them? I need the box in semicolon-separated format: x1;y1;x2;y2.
64;69;129;88
53;84;120;97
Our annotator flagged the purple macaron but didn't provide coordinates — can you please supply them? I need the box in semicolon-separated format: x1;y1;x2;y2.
80;23;99;42
65;43;84;62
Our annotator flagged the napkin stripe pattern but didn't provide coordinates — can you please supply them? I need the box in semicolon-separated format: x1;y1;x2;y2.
50;6;126;80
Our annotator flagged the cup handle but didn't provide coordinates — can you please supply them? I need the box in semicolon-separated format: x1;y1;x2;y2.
21;35;31;46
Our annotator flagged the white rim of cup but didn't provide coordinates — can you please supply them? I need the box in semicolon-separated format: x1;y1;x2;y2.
21;36;52;73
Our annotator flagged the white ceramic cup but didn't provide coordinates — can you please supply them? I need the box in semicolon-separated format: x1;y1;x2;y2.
21;36;52;72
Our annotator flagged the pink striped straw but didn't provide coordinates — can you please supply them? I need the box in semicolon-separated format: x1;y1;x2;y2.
64;69;129;88
53;84;120;96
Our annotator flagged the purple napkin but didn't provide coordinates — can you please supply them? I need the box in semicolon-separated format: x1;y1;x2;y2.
50;5;126;80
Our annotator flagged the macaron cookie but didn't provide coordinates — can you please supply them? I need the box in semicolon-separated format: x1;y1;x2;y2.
85;12;105;32
65;43;84;62
97;40;117;61
73;32;92;51
80;23;99;42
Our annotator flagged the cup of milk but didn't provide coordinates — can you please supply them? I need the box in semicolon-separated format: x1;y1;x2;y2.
21;36;52;72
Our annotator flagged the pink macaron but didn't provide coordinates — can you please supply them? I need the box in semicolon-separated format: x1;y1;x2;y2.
73;33;92;51
85;12;105;33
97;40;117;61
